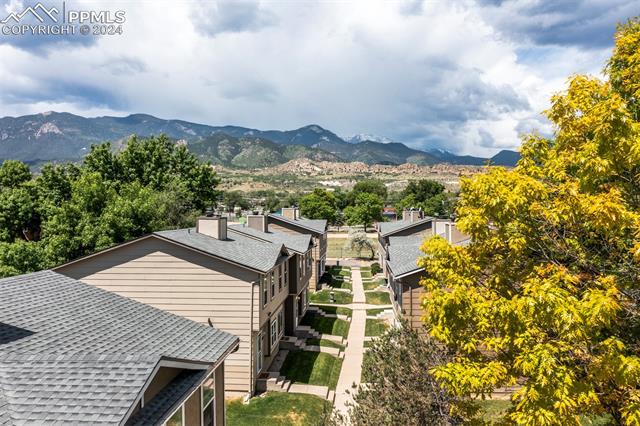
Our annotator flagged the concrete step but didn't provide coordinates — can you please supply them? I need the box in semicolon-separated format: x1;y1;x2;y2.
301;344;341;356
327;390;336;402
288;383;330;399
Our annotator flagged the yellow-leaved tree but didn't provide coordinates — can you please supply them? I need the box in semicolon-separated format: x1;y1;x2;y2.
418;18;640;425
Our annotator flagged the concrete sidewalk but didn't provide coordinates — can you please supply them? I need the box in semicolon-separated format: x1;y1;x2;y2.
333;265;367;418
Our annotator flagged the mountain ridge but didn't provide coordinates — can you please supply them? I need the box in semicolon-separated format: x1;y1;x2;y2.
0;112;520;167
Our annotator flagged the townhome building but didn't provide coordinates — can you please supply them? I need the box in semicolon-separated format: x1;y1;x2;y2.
55;214;302;398
229;214;313;335
378;211;470;330
0;270;238;426
266;207;328;291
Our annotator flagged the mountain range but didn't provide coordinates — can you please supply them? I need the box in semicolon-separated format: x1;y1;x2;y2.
0;112;520;167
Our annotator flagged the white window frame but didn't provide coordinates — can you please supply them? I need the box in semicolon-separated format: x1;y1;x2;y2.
284;262;289;288
256;332;263;373
200;372;215;426
270;319;278;350
163;404;185;426
278;264;284;291
261;276;267;308
270;270;275;300
278;309;284;337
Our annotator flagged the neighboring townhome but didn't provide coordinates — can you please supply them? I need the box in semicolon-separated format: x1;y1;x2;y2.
376;209;435;276
385;224;470;331
266;207;328;291
55;215;293;398
229;214;313;335
0;270;238;426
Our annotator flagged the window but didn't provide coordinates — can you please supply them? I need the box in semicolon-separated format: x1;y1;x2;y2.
270;319;278;349
277;309;284;337
301;289;308;313
201;373;215;426
270;271;275;299
261;276;267;308
256;332;263;373
299;256;304;275
278;264;283;291
306;252;312;269
284;262;289;287
165;405;184;426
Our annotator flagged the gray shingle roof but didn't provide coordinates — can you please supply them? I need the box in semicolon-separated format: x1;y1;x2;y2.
155;228;287;272
377;218;433;237
228;224;312;254
387;235;426;278
267;214;327;234
0;270;238;425
126;369;207;426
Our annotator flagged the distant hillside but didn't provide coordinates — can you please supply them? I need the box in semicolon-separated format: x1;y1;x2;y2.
187;134;340;168
490;149;521;166
0;112;521;167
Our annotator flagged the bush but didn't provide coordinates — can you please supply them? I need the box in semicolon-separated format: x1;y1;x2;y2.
371;262;382;275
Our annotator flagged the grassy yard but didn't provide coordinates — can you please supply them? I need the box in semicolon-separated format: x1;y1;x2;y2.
305;338;345;350
365;291;391;305
226;392;331;426
365;318;388;336
313;305;352;317
327;238;378;259
310;289;353;305
324;276;352;290
281;351;343;390
301;313;350;338
360;270;372;278
366;307;389;316
362;278;385;291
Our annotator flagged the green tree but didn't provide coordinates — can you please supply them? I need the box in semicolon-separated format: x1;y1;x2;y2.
344;229;375;259
396;179;456;217
349;321;463;425
343;193;383;231
348;179;388;204
0;160;31;188
223;191;250;212
299;188;338;223
419;18;640;425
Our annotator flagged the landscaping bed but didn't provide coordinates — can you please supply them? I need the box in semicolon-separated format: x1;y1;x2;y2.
226;392;331;426
365;318;388;337
360;270;372;278
280;351;343;390
324;276;352;290
364;291;391;305
310;289;353;305
301;313;350;338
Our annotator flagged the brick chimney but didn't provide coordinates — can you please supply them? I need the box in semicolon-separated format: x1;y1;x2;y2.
402;208;423;222
282;207;299;220
247;214;268;233
196;215;227;240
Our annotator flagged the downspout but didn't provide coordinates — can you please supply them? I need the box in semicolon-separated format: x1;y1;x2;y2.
250;279;256;397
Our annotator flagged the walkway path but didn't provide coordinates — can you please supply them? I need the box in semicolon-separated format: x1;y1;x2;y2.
333;265;367;417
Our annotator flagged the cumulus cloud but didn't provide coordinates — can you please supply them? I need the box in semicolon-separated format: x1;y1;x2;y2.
0;0;635;156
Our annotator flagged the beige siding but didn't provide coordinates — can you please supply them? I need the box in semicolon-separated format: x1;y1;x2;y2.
400;274;426;331
56;237;258;395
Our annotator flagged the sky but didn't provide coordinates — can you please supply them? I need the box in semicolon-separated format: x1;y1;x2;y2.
0;0;638;157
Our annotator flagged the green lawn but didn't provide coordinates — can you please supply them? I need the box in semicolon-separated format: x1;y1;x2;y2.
313;305;352;317
305;338;345;350
324;276;352;290
366;307;389;316
327;238;378;259
365;318;388;336
360;270;372;278
281;351;343;390
363;278;385;291
301;313;350;338
365;291;391;305
310;289;353;305
226;392;332;426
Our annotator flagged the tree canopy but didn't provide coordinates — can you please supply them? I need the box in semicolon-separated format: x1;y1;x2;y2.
343;192;384;231
0;135;218;277
348;179;388;203
396;179;457;218
418;18;640;425
299;188;338;223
